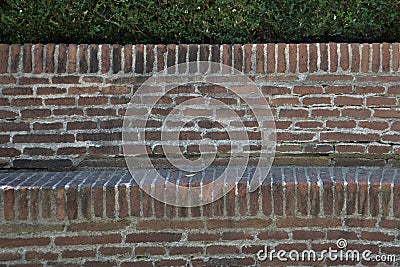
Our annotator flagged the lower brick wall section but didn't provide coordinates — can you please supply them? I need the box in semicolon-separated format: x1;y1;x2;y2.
0;167;399;266
0;217;398;266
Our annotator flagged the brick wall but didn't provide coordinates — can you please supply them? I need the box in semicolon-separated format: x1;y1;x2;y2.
0;43;399;169
0;167;399;266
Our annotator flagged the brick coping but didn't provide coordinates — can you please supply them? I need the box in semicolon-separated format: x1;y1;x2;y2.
1;166;399;222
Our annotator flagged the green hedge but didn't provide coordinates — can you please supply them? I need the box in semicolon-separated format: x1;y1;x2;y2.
1;0;399;44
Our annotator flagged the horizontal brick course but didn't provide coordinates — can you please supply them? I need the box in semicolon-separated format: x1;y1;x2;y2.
0;43;399;168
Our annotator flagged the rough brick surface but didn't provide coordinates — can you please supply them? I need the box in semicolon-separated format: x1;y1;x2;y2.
0;43;399;169
0;167;398;265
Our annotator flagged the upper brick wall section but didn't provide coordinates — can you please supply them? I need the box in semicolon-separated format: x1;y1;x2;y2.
0;43;399;75
0;43;400;170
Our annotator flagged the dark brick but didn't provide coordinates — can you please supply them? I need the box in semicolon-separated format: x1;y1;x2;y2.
12;159;73;170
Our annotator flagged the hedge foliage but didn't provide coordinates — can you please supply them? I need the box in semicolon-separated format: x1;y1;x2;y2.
1;0;399;44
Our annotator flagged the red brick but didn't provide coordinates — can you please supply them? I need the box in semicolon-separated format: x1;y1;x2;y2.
371;43;380;72
265;43;275;73
222;231;253;240
0;237;50;247
359;121;389;131
361;231;394;241
325;85;353;94
53;108;83;116
12;98;42;106
326;120;356;129
121;261;153;267
57;147;86;155
272;97;300;106
327;230;358;240
68;86;99;94
276;243;308;252
78;96;108;106
351;43;360;72
293;230;325;240
52;75;79;84
329;43;338;72
361;43;370;72
21;109;51;119
368;145;391;154
276;218;341;228
381;42;390;72
321;132;378;142
23;44;32;73
2;87;29;95
44;44;55;73
340;43;349;71
393;43;399;71
345;218;376;227
262;86;291;95
113;44;122;73
29;187;39;221
242;44;253;73
0;76;16;84
135;44;144;74
256;44;264;73
55;234;121;246
311;108;340;117
207;218;272;229
279;108;308;118
37;86;66;95
10;44;20;73
24;147;53;156
293;86;322;95
288;44;297;72
101;44;110;74
206;245;239;255
13;134;74;143
67;44;77;73
188;232;219;241
257;231;288;240
302;96;331;106
0;44;8;73
19;77;49;85
342;108;371;118
25;251;57;261
0;134;9;144
356;75;400;82
366;96;397;106
45;97;75;106
155;260;186;267
33;44;43;74
62;249;96;258
99;247;131;256
374;109;400;118
277;43;286;73
170;246;203;255
123;44;133;73
334;96;363;106
86;108;115;116
306;74;352;81
0;122;30;131
4;187;14;221
298;44;307;73
67;221;129;232
0;148;20;157
0;110;18;119
58;44;67;73
127;233;181;243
